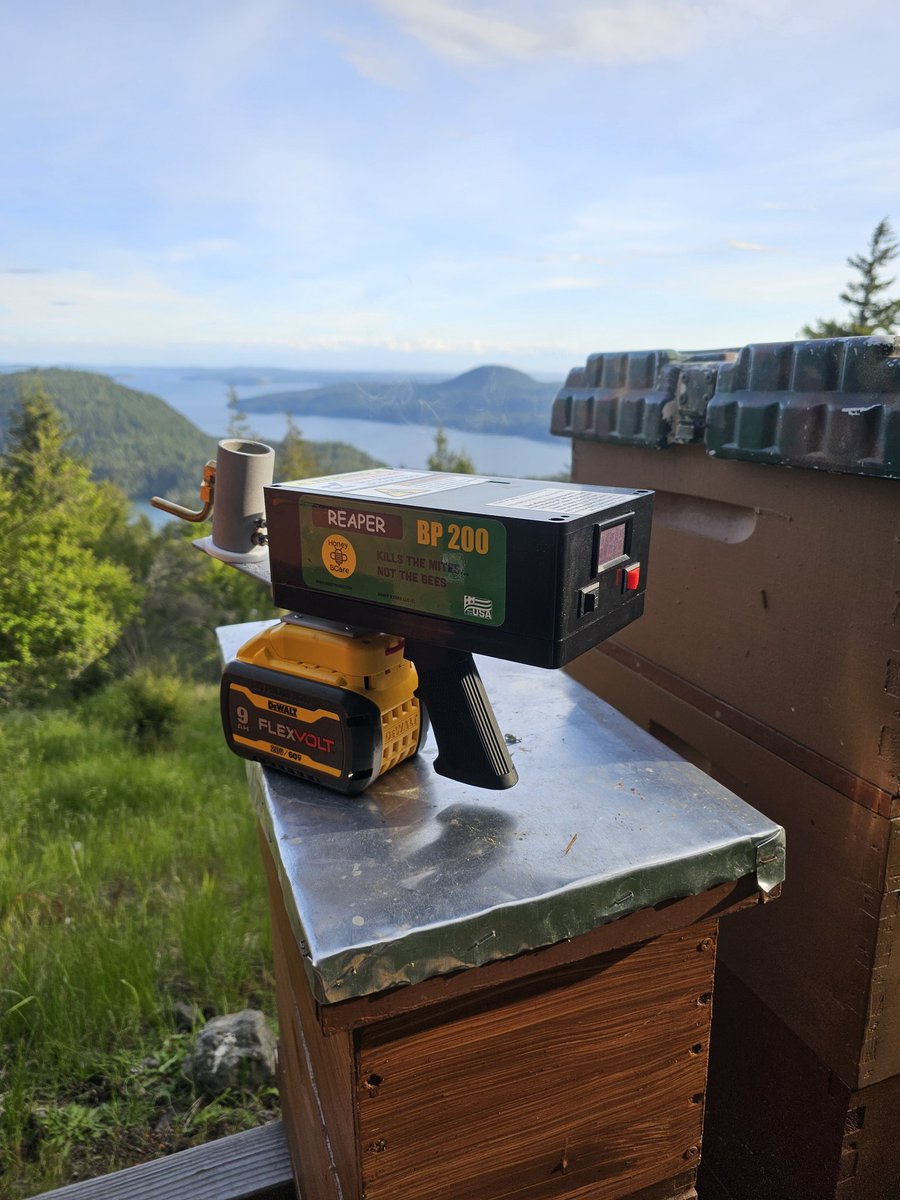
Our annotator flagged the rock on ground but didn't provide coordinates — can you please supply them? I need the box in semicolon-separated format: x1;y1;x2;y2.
184;1009;277;1095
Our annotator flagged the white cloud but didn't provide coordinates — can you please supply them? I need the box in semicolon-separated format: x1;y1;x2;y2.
561;1;704;64
371;0;807;67
0;267;223;343
330;31;421;86
727;239;777;253
179;0;293;94
376;0;542;64
154;139;359;257
235;331;579;356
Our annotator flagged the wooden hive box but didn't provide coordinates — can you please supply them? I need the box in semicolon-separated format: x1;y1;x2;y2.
700;964;900;1200
218;624;783;1200
562;434;899;1199
568;647;900;1199
266;828;732;1200
568;645;900;1092
568;439;900;801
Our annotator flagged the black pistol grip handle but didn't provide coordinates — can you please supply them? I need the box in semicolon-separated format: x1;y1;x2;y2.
405;641;518;791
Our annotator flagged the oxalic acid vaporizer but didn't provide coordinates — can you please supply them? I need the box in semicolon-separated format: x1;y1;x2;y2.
155;448;652;794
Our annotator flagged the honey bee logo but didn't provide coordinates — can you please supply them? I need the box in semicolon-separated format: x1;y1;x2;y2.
322;534;357;578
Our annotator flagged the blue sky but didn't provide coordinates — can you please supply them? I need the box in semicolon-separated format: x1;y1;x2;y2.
1;0;898;374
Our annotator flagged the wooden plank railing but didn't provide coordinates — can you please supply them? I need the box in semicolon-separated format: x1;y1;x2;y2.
29;1119;295;1200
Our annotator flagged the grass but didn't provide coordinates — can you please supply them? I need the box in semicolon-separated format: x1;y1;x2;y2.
0;675;279;1197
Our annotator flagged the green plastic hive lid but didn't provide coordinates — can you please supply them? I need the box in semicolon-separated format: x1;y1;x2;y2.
551;335;900;480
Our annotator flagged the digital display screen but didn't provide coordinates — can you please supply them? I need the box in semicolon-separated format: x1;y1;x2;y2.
597;521;627;569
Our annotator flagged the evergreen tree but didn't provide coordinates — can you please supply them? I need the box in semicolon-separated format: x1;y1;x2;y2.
427;425;475;474
803;218;900;338
0;387;137;704
111;517;273;680
277;415;317;481
226;385;256;439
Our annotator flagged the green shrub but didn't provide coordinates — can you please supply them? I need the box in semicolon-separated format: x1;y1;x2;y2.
89;670;189;748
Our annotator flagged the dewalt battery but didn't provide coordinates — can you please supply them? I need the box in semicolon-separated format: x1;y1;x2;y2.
221;617;428;794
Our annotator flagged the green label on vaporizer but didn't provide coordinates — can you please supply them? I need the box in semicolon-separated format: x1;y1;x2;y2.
299;498;506;626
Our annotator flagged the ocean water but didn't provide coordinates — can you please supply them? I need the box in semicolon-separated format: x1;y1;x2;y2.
110;367;571;479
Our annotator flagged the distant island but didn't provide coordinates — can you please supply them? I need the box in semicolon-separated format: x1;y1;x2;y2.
237;364;561;443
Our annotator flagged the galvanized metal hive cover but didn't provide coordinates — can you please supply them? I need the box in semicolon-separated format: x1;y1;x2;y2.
218;621;785;1005
551;335;900;479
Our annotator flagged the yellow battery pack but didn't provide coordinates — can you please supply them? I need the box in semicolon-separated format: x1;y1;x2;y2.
220;618;428;794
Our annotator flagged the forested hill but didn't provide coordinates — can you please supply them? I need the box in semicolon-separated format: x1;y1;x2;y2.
238;364;561;441
0;368;385;500
0;368;215;500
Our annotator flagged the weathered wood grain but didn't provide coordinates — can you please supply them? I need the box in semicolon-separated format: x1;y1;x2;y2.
621;1179;697;1200
273;936;343;1200
570;438;900;799
29;1121;295;1200
619;1180;696;1200
702;964;900;1200
262;830;359;1200
569;645;900;1089
598;640;896;819
355;922;716;1200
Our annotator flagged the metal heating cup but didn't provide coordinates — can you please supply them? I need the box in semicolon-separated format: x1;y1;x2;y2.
210;439;275;558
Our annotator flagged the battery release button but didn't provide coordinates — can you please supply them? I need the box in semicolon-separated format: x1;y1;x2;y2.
624;563;641;591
